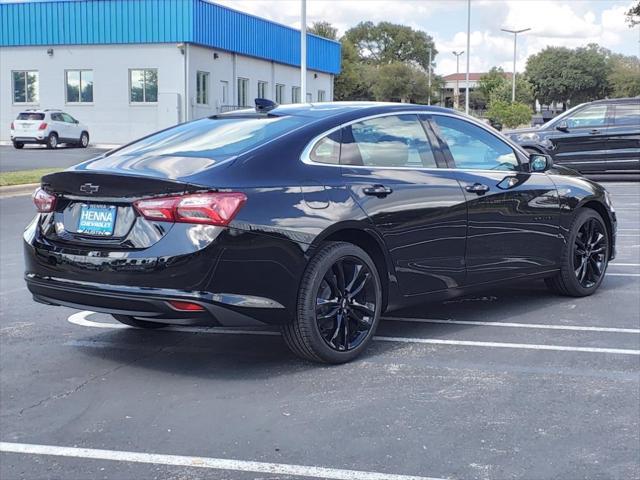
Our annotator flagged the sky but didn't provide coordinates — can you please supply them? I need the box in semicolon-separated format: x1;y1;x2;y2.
214;0;640;75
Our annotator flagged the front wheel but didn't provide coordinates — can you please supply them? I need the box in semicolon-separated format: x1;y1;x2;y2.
545;208;609;297
282;242;382;364
112;315;168;329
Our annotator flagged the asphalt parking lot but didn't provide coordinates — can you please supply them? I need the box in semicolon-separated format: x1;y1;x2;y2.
0;145;110;172
0;181;638;480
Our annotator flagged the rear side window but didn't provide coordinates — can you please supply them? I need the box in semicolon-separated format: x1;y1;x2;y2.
614;103;640;126
17;112;44;121
432;116;519;171
341;114;437;168
50;113;63;122
310;130;341;164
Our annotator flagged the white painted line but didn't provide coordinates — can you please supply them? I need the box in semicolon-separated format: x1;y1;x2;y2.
69;312;640;356
382;317;640;334
617;234;640;237
619;229;640;231
0;442;443;480
607;273;640;277
611;263;640;266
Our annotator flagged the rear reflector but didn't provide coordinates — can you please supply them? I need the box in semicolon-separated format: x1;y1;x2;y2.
168;301;205;312
10;122;14;130
38;122;48;130
134;192;246;226
32;187;56;212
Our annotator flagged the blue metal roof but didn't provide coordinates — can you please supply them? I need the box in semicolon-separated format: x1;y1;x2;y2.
0;0;341;74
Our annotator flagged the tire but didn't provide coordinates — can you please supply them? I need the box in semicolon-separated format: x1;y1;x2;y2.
545;208;609;297
12;141;24;149
112;314;168;329
79;131;89;148
46;132;58;149
281;241;382;364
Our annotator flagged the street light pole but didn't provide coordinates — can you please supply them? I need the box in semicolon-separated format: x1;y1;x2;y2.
465;0;470;115
500;27;530;102
452;50;464;109
428;48;432;106
300;0;307;103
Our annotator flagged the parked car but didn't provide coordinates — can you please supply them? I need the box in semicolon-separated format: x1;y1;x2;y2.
25;101;617;363
507;97;640;174
10;109;90;149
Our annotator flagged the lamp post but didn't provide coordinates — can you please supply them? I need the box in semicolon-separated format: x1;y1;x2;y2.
452;50;464;109
428;48;432;106
300;0;307;103
465;0;470;114
500;27;530;102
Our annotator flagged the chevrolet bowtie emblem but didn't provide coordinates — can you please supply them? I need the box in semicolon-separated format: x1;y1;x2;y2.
79;183;100;194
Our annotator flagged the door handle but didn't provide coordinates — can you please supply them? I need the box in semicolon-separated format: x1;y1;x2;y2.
590;129;600;134
363;184;393;197
465;183;490;195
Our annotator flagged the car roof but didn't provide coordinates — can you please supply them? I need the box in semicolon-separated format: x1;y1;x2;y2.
590;97;639;105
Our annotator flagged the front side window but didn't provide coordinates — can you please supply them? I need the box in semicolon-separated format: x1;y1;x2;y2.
61;112;76;123
432;116;519;171
292;86;301;103
614;103;640;126
317;90;326;102
196;71;209;105
276;84;285;104
237;78;249;107
130;69;158;103
257;81;268;99
13;71;39;103
566;104;608;128
66;70;93;103
342;114;437;168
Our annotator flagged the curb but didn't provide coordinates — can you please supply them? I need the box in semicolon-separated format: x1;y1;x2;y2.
0;141;120;149
0;183;38;198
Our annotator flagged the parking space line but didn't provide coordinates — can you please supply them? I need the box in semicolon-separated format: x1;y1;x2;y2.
607;273;640;277
0;442;443;480
610;263;640;266
382;317;640;333
68;312;640;356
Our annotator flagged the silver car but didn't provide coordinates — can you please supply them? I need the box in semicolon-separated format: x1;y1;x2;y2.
10;109;90;149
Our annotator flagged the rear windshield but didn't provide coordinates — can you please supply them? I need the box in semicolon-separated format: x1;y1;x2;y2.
105;115;309;161
17;113;44;121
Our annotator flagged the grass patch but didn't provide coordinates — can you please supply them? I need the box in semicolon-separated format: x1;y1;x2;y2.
0;168;63;187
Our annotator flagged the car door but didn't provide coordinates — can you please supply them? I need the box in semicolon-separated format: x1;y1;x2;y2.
49;112;69;140
548;103;612;173
606;101;640;172
61;112;80;142
429;114;562;286
338;113;468;296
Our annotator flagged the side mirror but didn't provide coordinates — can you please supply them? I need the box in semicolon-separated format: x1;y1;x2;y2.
555;121;569;132
530;154;553;173
74;120;79;124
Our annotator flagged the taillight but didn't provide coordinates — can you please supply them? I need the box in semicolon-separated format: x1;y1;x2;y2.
32;187;56;213
38;122;47;130
134;192;246;226
168;300;205;312
10;122;14;130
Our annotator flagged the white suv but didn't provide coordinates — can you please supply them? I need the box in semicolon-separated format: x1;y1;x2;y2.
10;109;90;149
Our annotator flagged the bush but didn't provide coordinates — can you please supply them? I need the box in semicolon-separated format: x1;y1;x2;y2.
487;100;532;129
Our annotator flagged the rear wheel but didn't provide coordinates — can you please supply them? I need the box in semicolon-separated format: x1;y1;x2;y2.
79;131;89;148
12;141;24;149
46;132;58;149
545;208;609;297
282;242;382;364
112;314;168;329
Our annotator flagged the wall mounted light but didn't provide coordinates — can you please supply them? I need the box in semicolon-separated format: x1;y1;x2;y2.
313;73;318;79
177;43;185;54
47;48;54;56
213;52;219;59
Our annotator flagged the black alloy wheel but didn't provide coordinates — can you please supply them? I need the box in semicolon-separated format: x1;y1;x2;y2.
545;208;609;297
573;217;608;288
282;242;382;363
316;257;377;352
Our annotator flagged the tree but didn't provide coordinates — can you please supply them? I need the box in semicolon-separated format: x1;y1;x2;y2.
608;53;640;97
487;100;532;128
478;67;508;100
525;45;610;106
477;67;535;108
372;62;430;103
344;21;437;71
334;39;374;101
309;21;337;40
626;1;640;26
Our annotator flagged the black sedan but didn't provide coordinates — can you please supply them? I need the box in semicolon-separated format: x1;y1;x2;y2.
24;101;617;363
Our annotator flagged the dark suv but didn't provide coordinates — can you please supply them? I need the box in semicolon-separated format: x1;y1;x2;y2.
507;97;639;174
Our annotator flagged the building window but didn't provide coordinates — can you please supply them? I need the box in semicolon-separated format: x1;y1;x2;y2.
237;77;249;107
12;71;39;104
292;86;301;103
275;84;285;104
196;71;209;105
317;90;326;102
66;70;93;103
129;69;158;103
306;92;313;103
257;81;268;99
220;81;229;105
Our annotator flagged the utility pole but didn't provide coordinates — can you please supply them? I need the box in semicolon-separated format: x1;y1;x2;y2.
300;0;307;103
465;0;471;114
427;48;432;106
501;27;530;102
452;50;464;109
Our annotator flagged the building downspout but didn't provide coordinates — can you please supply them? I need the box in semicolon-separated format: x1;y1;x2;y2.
184;43;190;122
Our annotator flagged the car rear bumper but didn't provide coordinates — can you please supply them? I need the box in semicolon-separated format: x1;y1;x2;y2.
11;135;46;144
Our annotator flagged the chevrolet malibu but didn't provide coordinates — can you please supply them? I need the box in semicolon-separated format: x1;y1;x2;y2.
24;101;617;363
